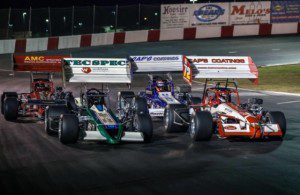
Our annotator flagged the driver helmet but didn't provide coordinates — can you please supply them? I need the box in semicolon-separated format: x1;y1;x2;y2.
35;83;46;91
156;80;167;92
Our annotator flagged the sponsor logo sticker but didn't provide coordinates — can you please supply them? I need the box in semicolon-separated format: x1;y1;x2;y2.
194;4;225;22
81;67;91;74
224;125;237;130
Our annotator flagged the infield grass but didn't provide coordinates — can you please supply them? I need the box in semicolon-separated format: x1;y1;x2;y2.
237;65;300;93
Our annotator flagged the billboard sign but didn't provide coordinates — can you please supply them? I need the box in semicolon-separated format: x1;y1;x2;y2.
271;1;300;23
160;4;190;29
190;3;229;26
230;1;271;25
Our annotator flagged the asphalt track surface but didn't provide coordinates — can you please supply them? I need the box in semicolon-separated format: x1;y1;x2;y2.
0;36;300;195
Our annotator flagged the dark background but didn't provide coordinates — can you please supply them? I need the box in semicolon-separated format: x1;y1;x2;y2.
1;0;283;9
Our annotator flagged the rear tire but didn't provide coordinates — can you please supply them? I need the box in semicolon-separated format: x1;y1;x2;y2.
59;114;79;144
190;111;213;141
4;97;19;121
164;104;189;133
135;114;153;143
266;111;286;137
45;106;69;134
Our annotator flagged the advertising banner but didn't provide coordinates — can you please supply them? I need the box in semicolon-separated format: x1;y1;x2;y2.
271;1;300;23
63;58;131;83
190;3;230;26
160;4;190;29
13;55;68;72
230;1;271;25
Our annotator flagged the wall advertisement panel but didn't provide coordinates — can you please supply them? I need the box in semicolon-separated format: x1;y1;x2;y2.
230;1;271;25
160;4;190;29
190;3;230;26
271;1;300;23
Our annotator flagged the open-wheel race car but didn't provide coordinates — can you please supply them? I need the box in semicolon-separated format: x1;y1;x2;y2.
129;55;201;120
45;57;153;144
163;56;286;141
1;55;69;121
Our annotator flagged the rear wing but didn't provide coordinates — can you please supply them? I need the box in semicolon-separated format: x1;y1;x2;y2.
183;56;259;85
62;58;132;83
129;55;183;73
13;55;68;72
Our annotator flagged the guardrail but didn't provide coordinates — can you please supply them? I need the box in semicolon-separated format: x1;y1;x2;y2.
0;22;299;54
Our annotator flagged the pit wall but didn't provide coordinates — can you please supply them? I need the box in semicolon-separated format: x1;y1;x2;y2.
0;23;299;54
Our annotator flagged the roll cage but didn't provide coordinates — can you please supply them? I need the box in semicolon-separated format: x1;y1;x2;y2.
201;79;241;107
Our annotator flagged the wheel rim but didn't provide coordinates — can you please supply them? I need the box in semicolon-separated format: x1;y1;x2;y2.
134;117;139;131
58;120;62;140
45;117;48;131
190;118;195;138
164;110;169;129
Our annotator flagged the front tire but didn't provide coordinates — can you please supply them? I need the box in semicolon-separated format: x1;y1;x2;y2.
164;104;189;133
134;97;149;115
1;92;18;115
190;111;213;141
135;114;153;143
4;97;19;121
266;111;286;137
45;106;69;134
59;114;79;144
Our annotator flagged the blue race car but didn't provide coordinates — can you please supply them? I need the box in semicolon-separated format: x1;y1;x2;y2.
139;74;198;118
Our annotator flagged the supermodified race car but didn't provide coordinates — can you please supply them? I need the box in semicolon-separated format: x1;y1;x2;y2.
1;55;68;121
45;57;153;144
164;56;286;141
129;55;201;120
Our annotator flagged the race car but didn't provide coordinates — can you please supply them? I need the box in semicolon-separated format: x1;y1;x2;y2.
45;57;153;144
1;55;68;121
164;56;286;141
129;55;201;119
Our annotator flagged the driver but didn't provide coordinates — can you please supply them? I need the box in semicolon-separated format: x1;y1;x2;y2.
87;91;105;108
35;83;46;91
155;79;169;92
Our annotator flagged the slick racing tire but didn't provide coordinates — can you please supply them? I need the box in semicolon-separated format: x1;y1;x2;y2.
266;111;286;137
1;92;18;115
135;114;153;143
190;111;213;141
134;97;149;115
164;104;189;133
59;114;79;144
3;97;19;121
45;105;69;135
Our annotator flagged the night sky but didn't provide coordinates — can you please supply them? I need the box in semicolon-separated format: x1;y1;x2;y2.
1;0;189;8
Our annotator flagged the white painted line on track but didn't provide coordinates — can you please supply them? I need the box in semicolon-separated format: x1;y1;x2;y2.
272;48;281;51
277;100;300;105
228;51;238;54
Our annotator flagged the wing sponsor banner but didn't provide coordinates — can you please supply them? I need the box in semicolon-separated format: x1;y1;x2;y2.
130;55;183;72
13;55;68;72
63;58;132;83
186;56;258;81
271;1;300;23
230;1;271;25
160;4;190;29
190;3;229;26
